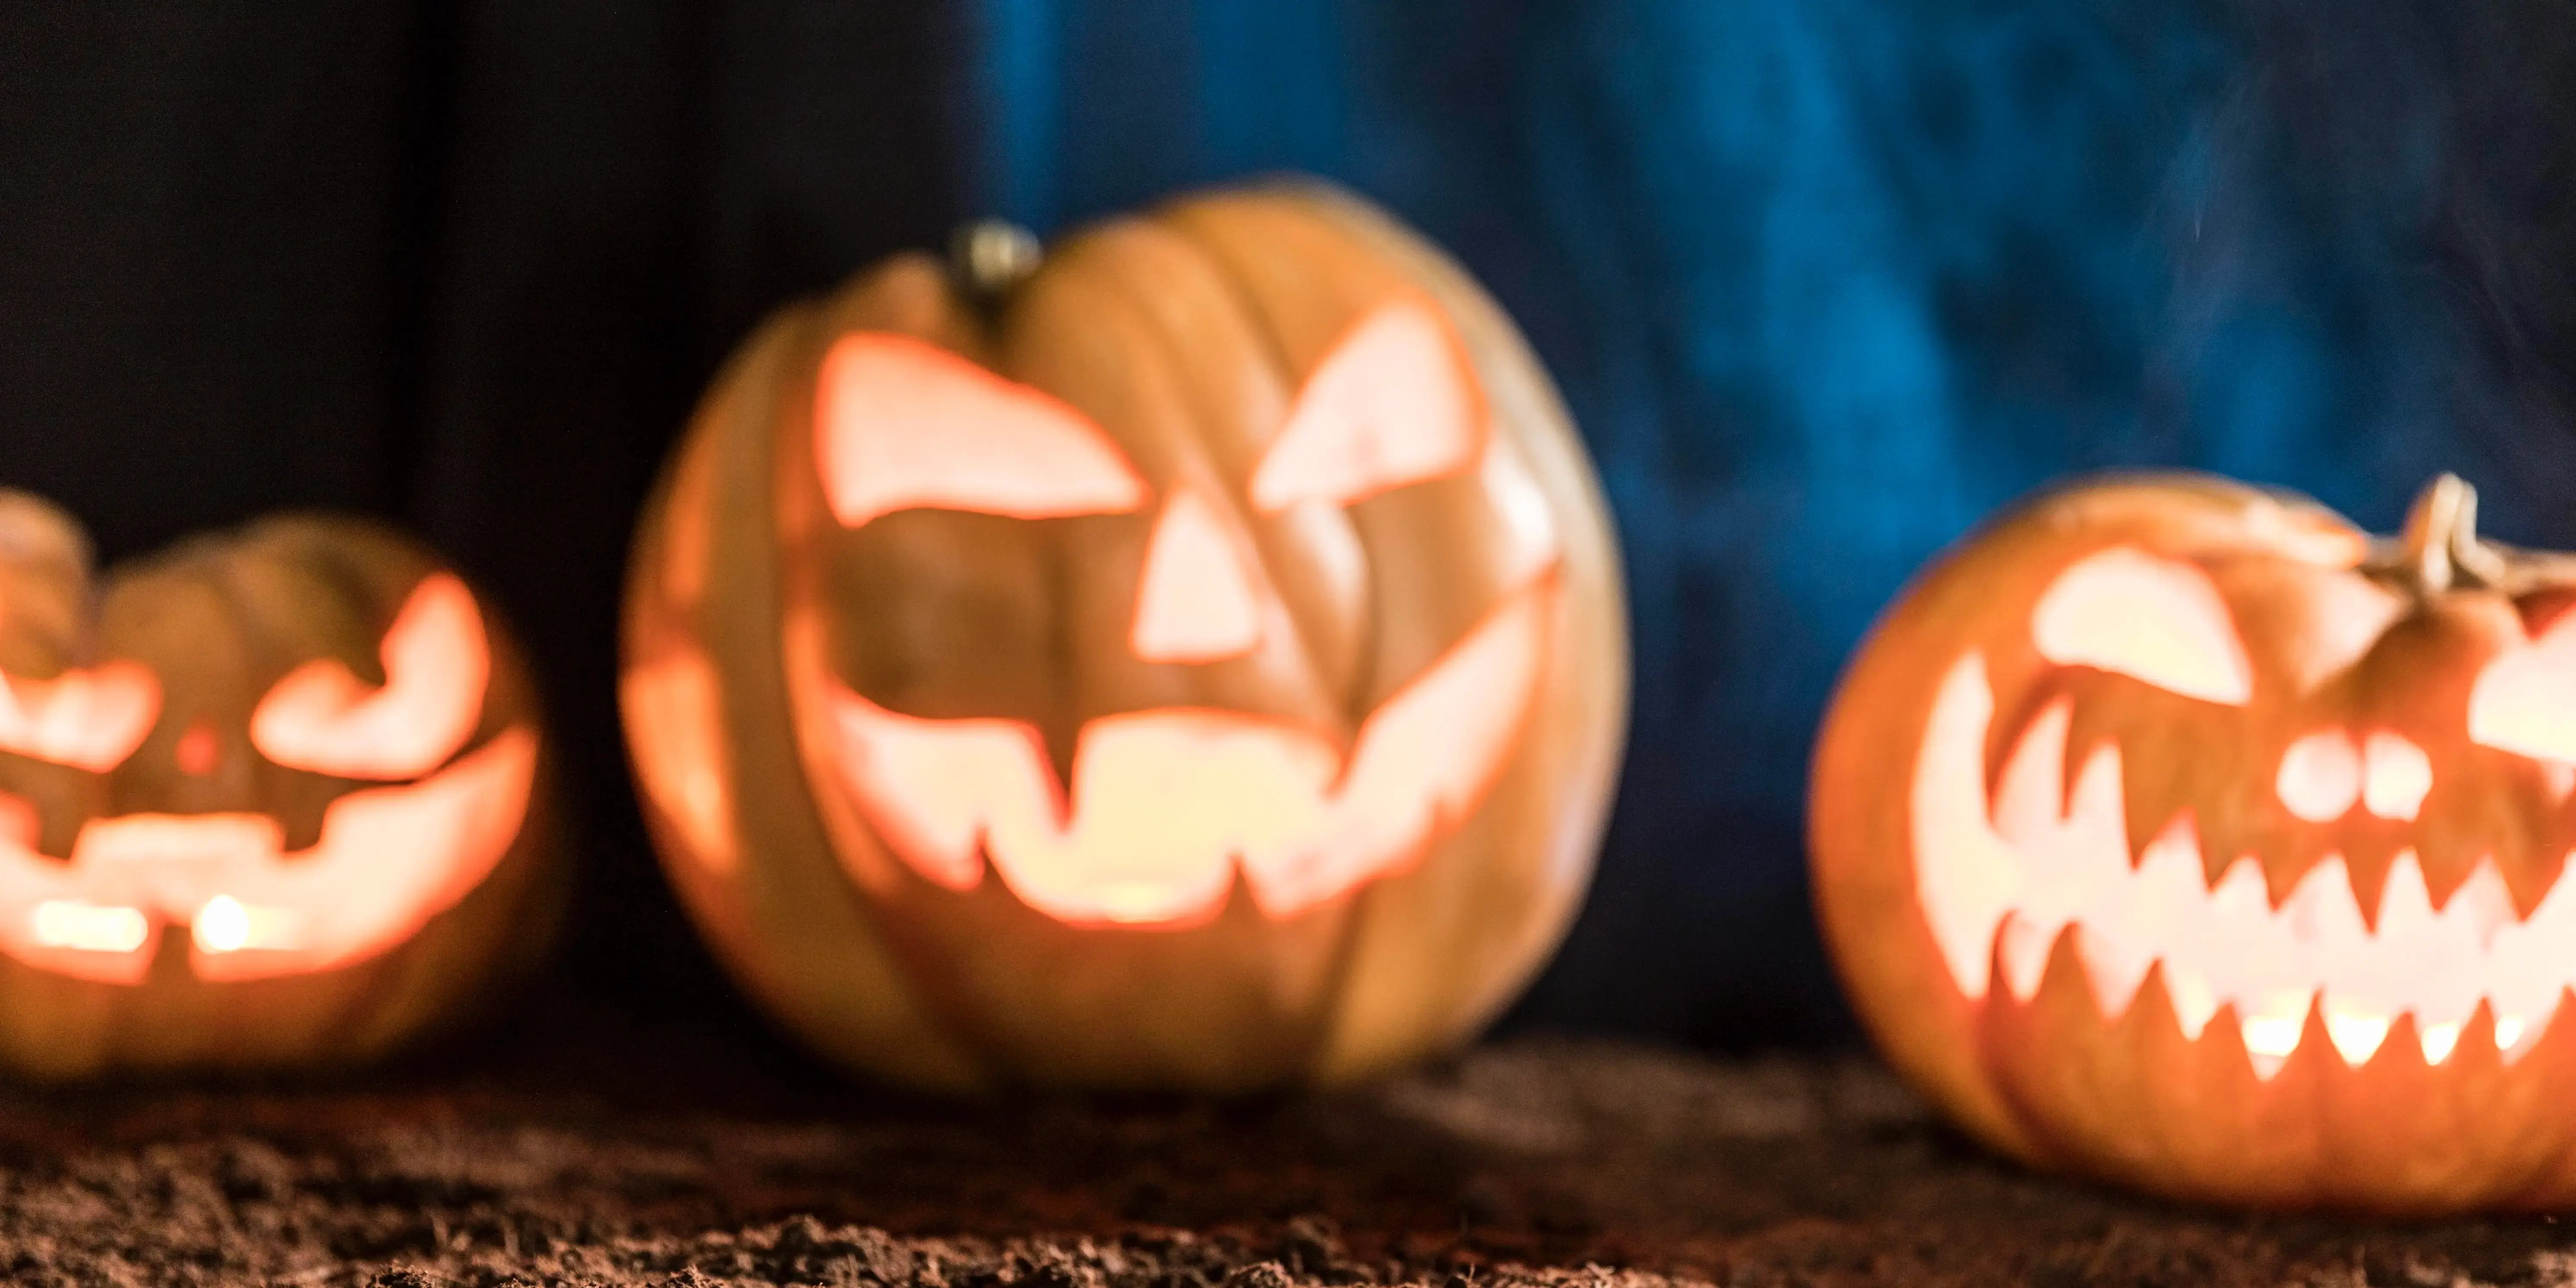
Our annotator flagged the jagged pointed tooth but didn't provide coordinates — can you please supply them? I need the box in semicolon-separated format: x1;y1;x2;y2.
2321;995;2394;1067
2072;922;2153;1022
2499;989;2570;1066
1990;695;2072;843
2279;857;2369;959
2239;990;2314;1080
2253;821;2336;912
2449;833;2518;918
2337;845;2400;934
2434;857;2517;940
2441;1001;2502;1070
2368;849;2438;940
2410;809;2506;916
1997;912;2057;1004
2372;1011;2431;1072
2421;1010;2466;1066
2545;759;2576;807
2085;826;2200;1021
2102;743;2192;875
2163;960;2220;1041
2505;846;2576;923
2207;856;2274;941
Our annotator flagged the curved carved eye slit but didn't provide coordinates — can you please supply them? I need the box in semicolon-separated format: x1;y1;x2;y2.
1250;297;1485;513
814;332;1147;530
1129;491;1263;664
250;572;488;780
2277;729;2362;822
0;660;160;772
2031;547;2252;705
2470;608;2576;762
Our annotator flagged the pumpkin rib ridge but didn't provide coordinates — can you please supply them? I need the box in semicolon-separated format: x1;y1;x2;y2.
935;233;1355;1086
757;282;997;1091
623;183;1626;1094
1058;217;1361;738
1176;184;1628;1082
1147;205;1385;719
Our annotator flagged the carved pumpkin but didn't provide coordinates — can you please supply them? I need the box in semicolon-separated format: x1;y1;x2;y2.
623;183;1627;1091
0;492;558;1077
1812;470;2576;1211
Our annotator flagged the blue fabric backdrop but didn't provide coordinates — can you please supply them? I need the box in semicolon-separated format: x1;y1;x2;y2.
960;0;2576;1042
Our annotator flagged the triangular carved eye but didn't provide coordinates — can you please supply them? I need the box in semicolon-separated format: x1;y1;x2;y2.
0;661;158;772
250;573;488;780
1250;297;1485;513
2031;547;2252;705
2471;609;2576;762
815;333;1147;530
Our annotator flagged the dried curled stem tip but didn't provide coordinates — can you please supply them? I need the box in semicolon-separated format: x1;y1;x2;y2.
949;220;1044;299
2400;472;2505;593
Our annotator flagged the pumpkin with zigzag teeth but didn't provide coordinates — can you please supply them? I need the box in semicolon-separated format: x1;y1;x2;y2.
1814;471;2576;1212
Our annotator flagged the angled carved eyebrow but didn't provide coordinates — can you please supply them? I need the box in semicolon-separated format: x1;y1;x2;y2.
0;661;158;772
1250;297;1485;513
2031;547;2252;705
2471;608;2576;762
814;332;1147;530
249;573;489;780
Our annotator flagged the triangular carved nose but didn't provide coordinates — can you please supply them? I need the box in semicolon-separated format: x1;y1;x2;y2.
1129;491;1262;664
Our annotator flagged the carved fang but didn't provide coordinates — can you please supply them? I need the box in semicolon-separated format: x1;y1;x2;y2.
1915;653;2572;1074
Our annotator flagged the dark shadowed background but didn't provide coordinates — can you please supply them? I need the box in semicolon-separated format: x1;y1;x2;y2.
2;0;2571;1052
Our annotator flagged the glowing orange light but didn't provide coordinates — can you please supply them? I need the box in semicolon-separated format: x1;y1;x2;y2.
1915;653;2559;1080
2471;609;2576;762
0;792;33;848
1129;490;1264;664
2030;548;2253;705
250;573;488;780
2361;731;2432;821
0;660;159;772
32;900;148;954
823;576;1556;925
620;649;739;876
2277;728;2362;822
174;721;219;777
814;332;1147;530
0;727;537;984
1250;297;1486;513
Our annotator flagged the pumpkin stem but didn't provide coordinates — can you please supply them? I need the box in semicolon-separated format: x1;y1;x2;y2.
2400;473;2505;593
949;220;1044;300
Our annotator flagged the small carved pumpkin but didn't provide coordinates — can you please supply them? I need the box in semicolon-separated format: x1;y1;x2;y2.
1813;471;2576;1211
0;492;559;1077
623;183;1628;1091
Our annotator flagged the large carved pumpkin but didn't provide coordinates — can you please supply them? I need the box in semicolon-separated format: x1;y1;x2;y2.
1814;470;2576;1211
623;183;1627;1091
0;493;559;1077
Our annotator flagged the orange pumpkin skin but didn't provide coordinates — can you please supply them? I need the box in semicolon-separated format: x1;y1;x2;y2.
1813;470;2576;1213
0;494;562;1079
623;183;1628;1092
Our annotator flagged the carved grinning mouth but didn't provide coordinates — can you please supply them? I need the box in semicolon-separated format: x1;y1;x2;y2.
1916;655;2576;1079
818;576;1555;927
0;728;537;985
